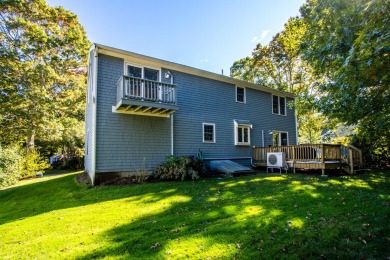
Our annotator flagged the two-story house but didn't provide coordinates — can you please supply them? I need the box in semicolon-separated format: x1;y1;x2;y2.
85;44;297;184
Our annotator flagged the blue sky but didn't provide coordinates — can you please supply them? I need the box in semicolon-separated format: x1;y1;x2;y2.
46;0;305;75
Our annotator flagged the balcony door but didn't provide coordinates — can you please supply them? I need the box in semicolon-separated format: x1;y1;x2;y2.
126;64;160;101
143;67;159;100
127;65;142;97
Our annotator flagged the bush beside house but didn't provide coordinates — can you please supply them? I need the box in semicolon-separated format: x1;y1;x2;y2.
152;156;201;181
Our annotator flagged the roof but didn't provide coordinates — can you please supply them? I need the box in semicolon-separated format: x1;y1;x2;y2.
234;119;252;126
92;43;295;99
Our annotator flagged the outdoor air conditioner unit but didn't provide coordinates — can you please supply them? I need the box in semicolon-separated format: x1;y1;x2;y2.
267;152;286;168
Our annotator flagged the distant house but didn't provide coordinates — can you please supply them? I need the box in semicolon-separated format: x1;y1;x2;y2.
84;44;297;184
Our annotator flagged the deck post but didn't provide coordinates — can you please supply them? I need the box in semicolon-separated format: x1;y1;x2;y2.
321;145;327;176
348;148;354;175
339;144;343;174
292;147;296;174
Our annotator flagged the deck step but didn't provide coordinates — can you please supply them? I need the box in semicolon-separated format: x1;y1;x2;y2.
342;166;352;174
342;166;366;175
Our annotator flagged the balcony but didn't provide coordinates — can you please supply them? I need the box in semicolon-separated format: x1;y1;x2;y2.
114;75;178;117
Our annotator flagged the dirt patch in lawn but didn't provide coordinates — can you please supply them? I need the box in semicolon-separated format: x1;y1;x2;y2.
76;172;92;185
78;170;263;186
98;175;168;186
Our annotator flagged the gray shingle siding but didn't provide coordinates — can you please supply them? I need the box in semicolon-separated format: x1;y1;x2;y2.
164;69;296;159
95;54;171;173
86;50;297;180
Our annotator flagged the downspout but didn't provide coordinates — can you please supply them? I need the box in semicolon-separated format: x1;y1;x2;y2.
262;130;264;147
91;44;98;185
171;114;174;155
166;71;174;155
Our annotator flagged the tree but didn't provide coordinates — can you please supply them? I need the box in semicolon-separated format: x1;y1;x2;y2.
300;0;390;164
231;17;328;144
230;57;256;83
0;0;90;149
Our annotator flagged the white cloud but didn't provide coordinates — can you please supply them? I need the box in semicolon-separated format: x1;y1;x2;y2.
251;30;272;45
200;59;209;63
261;30;272;40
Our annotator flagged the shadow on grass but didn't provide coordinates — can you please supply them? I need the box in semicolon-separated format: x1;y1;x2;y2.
0;170;389;259
0;171;171;226
76;171;390;259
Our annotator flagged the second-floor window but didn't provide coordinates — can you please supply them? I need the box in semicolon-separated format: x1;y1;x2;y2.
236;86;246;103
272;95;286;115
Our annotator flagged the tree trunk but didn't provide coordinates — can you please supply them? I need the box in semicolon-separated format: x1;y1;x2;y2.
27;130;35;150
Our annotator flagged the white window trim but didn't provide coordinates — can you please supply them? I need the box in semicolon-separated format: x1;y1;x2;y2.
236;86;246;103
271;130;289;146
124;62;161;81
234;120;252;146
272;95;287;116
202;123;216;143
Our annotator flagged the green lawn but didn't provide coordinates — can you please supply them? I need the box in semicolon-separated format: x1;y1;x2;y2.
0;170;389;259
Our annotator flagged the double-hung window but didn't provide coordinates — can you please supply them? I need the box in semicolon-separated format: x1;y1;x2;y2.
234;120;252;146
272;95;286;115
203;123;215;143
236;86;246;103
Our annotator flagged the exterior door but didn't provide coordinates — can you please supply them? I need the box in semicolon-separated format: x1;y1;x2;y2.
127;65;142;97
273;131;288;146
143;67;159;100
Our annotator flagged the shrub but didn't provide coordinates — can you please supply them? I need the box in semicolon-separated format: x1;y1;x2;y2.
0;145;23;188
351;134;389;168
153;156;199;181
192;156;207;177
21;149;49;179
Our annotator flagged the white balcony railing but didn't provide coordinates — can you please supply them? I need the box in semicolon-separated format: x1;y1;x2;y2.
116;75;176;105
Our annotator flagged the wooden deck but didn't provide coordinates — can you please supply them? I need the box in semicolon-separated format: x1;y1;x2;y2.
252;144;363;175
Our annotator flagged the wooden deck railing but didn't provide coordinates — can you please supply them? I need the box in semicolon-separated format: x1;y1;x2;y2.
252;144;363;174
253;144;342;163
116;75;176;104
